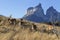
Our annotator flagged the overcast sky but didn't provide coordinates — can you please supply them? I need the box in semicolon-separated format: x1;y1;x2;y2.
0;0;60;18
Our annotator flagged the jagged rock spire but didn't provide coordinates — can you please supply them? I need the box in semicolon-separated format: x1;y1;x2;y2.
23;3;45;22
46;6;58;16
35;3;42;8
47;6;57;12
46;6;59;22
25;3;44;17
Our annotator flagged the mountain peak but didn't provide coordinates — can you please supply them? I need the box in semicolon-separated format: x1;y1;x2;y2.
23;3;45;22
35;3;42;8
46;6;59;22
47;6;56;12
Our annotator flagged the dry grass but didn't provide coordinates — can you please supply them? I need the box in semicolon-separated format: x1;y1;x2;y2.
0;25;60;40
0;16;60;40
13;29;59;40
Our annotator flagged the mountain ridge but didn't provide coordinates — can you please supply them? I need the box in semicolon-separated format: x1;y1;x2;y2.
23;3;60;23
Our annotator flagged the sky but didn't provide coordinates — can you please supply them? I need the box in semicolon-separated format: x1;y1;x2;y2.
0;0;60;18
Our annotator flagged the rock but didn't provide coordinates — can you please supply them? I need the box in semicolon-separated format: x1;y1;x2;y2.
23;3;45;22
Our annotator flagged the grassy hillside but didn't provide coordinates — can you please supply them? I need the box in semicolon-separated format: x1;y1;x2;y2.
0;15;60;40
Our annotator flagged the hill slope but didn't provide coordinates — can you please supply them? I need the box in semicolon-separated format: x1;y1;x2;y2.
0;15;60;40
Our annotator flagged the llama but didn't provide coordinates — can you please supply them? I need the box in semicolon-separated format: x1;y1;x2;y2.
41;25;54;34
42;25;59;39
31;23;37;31
8;18;16;25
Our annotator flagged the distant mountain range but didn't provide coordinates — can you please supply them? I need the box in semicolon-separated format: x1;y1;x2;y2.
23;3;60;23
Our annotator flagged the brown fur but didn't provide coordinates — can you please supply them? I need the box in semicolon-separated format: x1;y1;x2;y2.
8;18;16;25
